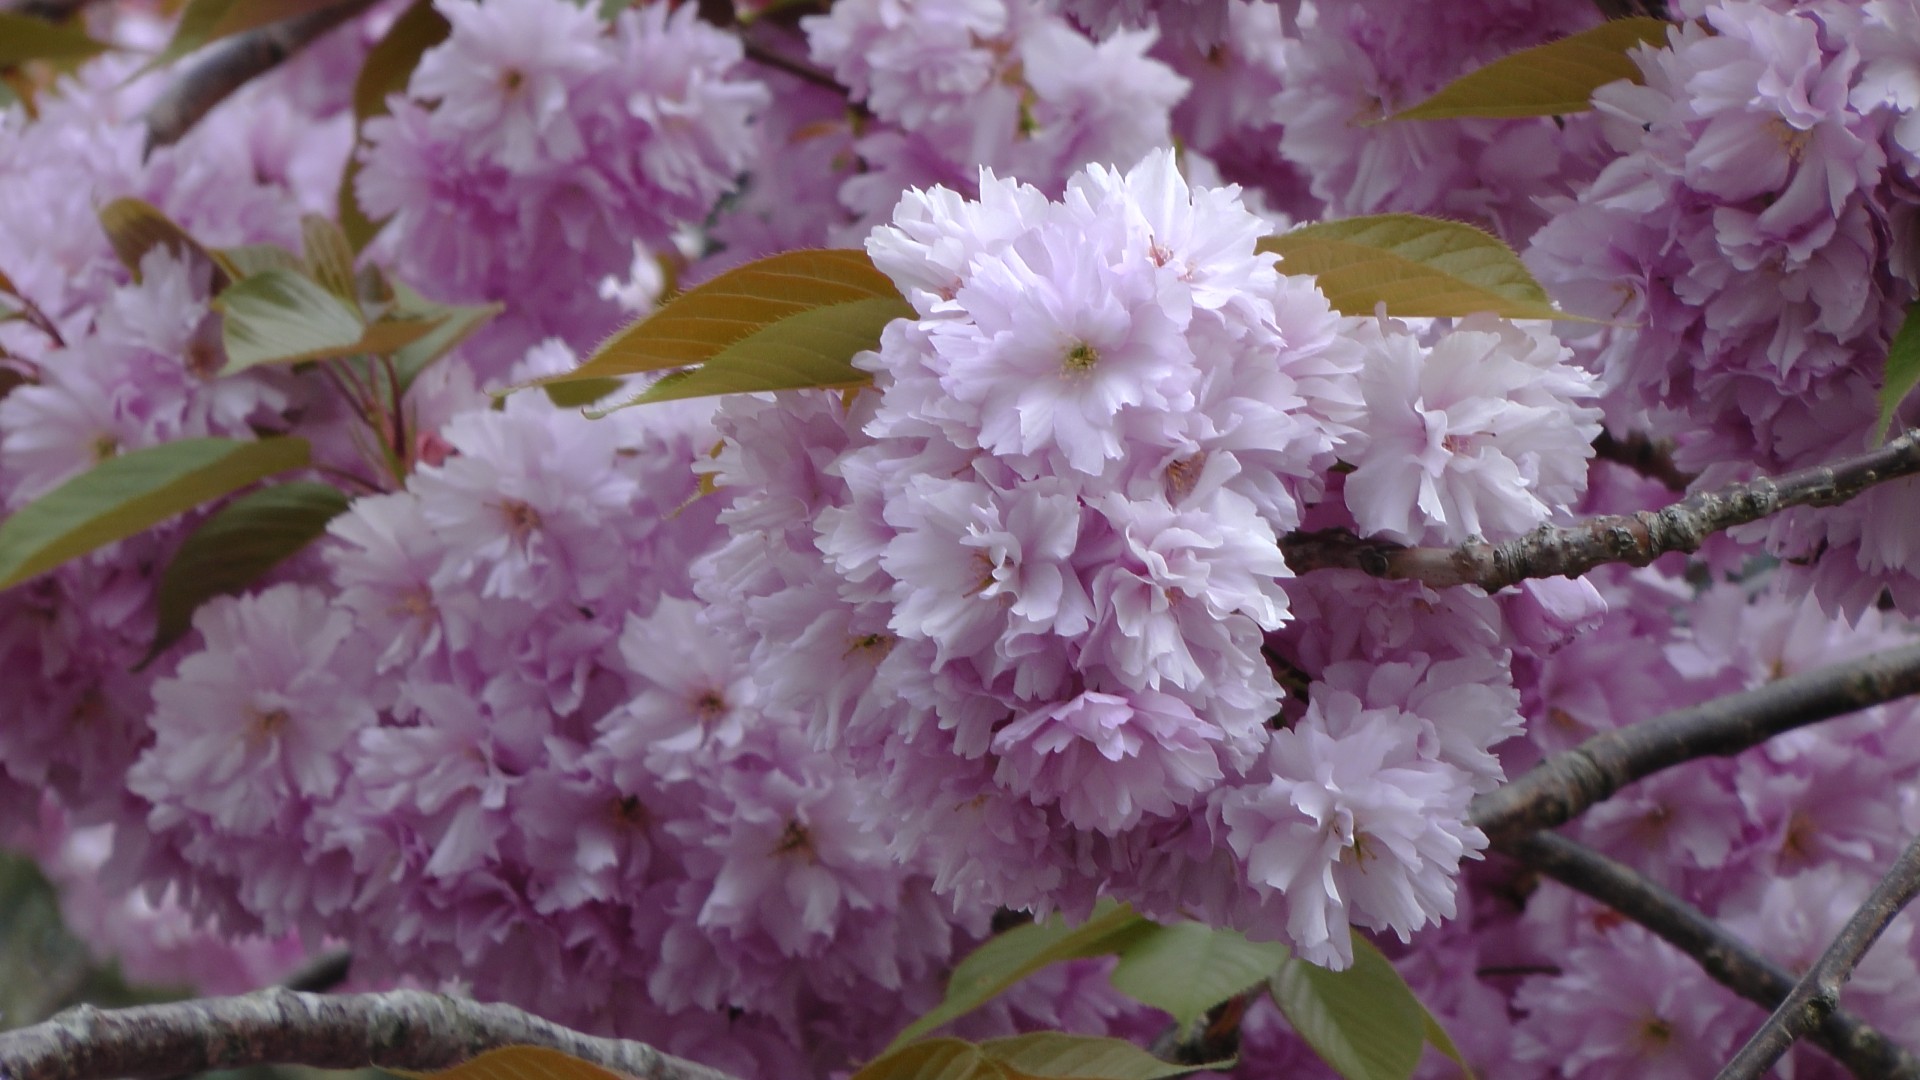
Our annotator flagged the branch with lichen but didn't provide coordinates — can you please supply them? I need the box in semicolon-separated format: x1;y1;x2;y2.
1499;831;1920;1080
0;987;746;1080
1281;430;1920;592
142;0;381;154
1470;641;1920;844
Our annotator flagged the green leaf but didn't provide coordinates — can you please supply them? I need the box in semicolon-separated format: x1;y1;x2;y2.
1391;17;1673;121
1874;298;1920;444
217;243;305;278
596;295;900;409
1422;1010;1474;1080
148;0;346;70
0;437;310;591
214;268;368;371
1108;922;1292;1031
339;0;450;250
1259;215;1571;321
1270;935;1426;1080
98;198;233;290
983;1033;1225;1080
888;903;1157;1052
525;248;910;392
301;214;359;303
141;480;350;666
0;13;111;67
386;285;500;390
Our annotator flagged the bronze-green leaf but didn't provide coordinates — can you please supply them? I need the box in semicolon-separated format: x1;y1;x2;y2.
214;268;368;371
1874;298;1920;444
527;248;910;391
1259;215;1569;321
599;295;900;409
0;437;310;591
141;480;350;666
0;13;111;67
856;1035;1220;1080
1108;922;1292;1031
1269;935;1427;1080
887;903;1156;1052
392;1045;635;1080
339;0;450;249
854;1039;984;1080
98;198;233;291
1391;17;1672;121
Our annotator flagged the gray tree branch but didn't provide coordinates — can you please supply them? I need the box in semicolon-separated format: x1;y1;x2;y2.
1717;832;1920;1080
1471;642;1920;845
1282;430;1920;592
1500;831;1920;1080
0;987;746;1080
142;0;380;154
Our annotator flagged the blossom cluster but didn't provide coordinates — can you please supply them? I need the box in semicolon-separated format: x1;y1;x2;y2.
700;149;1602;966
1527;0;1920;614
358;0;768;377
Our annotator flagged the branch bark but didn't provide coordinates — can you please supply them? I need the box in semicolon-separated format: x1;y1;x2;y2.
1471;642;1920;844
1500;831;1920;1080
1717;832;1920;1080
1282;430;1920;591
0;987;746;1080
1;0;105;19
142;0;380;154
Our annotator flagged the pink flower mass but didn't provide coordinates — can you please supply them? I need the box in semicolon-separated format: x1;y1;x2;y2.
3;2;1920;1080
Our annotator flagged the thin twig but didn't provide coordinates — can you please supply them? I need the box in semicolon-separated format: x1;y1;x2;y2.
1717;833;1920;1080
1281;430;1920;591
142;0;381;154
277;950;352;995
1471;642;1920;844
1593;429;1694;492
0;269;66;349
740;38;848;96
0;987;746;1080
1501;832;1920;1080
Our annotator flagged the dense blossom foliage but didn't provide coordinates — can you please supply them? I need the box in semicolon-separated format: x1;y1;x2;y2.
1;1;1919;1079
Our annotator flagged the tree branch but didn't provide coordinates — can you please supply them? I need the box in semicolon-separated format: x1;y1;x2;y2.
1471;642;1920;844
1592;429;1694;491
142;0;380;154
1717;832;1920;1080
1;0;106;19
0;987;747;1080
1500;831;1920;1080
1281;430;1920;591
